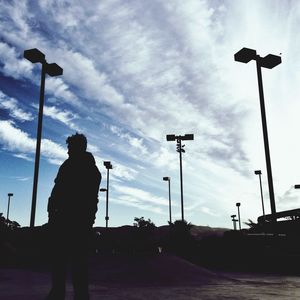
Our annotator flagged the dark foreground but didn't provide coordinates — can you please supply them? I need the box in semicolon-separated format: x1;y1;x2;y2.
0;254;299;300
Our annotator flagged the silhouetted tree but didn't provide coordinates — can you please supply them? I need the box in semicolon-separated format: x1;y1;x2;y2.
244;219;264;233
167;220;195;256
133;217;157;253
134;217;156;229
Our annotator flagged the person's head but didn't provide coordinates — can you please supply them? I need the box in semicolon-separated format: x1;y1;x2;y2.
66;133;87;157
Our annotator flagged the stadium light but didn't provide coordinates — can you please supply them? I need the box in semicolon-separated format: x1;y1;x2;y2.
166;134;194;221
234;47;281;223
24;48;63;227
163;177;172;224
103;161;113;228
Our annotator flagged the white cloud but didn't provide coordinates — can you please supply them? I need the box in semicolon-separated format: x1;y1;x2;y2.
110;185;173;215
0;41;33;79
0;120;67;165
0;91;33;122
42;105;79;130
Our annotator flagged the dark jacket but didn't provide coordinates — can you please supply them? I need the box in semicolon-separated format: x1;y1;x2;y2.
48;151;101;228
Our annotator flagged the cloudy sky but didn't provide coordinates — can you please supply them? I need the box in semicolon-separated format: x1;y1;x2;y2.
1;0;300;228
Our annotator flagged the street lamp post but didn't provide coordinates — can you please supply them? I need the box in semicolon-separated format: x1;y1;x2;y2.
166;134;194;221
234;48;281;222
24;48;63;227
236;202;241;230
7;193;13;220
230;214;238;230
254;170;266;220
103;161;112;228
163;177;172;224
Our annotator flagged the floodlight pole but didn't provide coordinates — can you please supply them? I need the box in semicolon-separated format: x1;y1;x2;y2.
105;168;110;228
255;170;265;219
163;177;172;224
103;161;112;228
231;215;237;230
168;179;172;223
178;138;184;221
166;134;193;222
7;193;13;220
236;203;241;230
235;48;280;223
255;58;276;220
24;48;63;228
30;62;46;228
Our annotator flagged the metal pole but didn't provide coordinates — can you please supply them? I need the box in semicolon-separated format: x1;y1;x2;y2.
30;62;46;227
178;139;184;221
258;173;266;219
168;179;172;224
7;194;11;220
237;206;241;230
105;168;109;228
255;58;276;220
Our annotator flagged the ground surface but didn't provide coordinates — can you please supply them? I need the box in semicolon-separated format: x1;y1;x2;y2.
0;254;299;299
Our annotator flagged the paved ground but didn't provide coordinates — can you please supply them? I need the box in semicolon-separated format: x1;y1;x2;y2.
0;254;299;299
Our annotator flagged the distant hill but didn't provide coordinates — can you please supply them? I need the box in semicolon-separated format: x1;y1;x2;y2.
93;224;230;241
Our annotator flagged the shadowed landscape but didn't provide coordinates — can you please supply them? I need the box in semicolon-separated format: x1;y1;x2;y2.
2;215;300;298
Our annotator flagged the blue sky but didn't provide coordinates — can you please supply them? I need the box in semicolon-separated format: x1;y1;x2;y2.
1;0;300;228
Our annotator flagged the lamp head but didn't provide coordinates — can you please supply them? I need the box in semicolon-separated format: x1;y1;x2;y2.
236;202;241;207
260;54;281;69
24;48;45;63
234;47;257;63
103;161;112;169
100;188;107;192
163;177;170;181
254;170;262;175
8;193;13;197
181;134;194;141
166;134;176;141
46;63;63;76
295;185;300;189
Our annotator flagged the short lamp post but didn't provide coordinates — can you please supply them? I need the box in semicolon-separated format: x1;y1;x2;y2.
103;161;113;228
236;202;241;230
231;214;238;230
163;176;172;224
7;193;13;220
234;48;281;223
166;134;194;221
254;170;266;220
24;48;63;227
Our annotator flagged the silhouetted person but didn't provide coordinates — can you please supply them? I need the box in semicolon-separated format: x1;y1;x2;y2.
46;133;101;300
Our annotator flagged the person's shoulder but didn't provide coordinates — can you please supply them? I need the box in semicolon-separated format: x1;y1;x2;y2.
84;151;96;164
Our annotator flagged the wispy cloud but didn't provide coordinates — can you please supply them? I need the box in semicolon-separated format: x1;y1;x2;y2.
111;185;173;215
33;104;79;130
0;91;33;122
0;120;66;165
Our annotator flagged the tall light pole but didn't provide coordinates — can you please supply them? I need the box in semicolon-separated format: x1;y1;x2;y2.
236;202;241;230
163;177;172;224
103;161;112;228
166;134;194;221
254;170;266;220
7;193;13;220
24;48;63;227
234;48;281;223
231;214;238;230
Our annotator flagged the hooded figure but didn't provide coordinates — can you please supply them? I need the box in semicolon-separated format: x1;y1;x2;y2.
47;133;101;300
